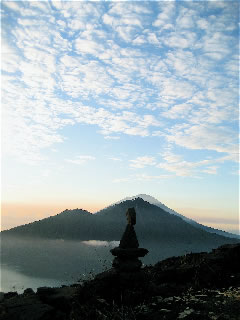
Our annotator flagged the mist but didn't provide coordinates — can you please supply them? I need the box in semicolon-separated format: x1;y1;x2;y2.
1;234;218;293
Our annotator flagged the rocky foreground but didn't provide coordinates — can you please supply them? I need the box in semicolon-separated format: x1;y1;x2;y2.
0;243;240;320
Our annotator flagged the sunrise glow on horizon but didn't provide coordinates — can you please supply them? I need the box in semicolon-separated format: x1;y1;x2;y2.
1;1;239;235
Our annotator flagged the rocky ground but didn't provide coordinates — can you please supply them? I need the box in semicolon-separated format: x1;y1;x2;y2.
0;243;240;320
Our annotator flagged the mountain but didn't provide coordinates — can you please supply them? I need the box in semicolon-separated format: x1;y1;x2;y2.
1;198;239;279
112;194;193;221
2;198;239;254
1;208;94;240
112;194;239;239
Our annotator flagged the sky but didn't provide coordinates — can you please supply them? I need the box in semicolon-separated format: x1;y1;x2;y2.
1;1;239;234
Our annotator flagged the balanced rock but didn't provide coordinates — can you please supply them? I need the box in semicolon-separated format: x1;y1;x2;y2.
110;207;148;272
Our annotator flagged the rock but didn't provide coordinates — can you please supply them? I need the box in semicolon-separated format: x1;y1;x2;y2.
145;243;240;291
110;208;148;272
23;288;34;296
119;225;139;249
160;308;171;312
178;308;194;319
36;287;58;296
2;292;18;300
0;294;62;320
0;285;79;320
126;207;136;226
112;256;142;271
155;296;163;302
111;247;148;258
163;297;174;302
0;294;4;303
37;286;78;314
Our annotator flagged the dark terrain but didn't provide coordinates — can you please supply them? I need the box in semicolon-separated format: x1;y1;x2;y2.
115;194;239;239
2;198;239;248
1;198;239;287
0;243;240;320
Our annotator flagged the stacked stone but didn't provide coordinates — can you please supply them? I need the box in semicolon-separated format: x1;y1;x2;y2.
110;207;148;272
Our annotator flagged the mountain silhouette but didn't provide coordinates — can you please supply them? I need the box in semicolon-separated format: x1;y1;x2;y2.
112;194;239;239
1;208;94;240
2;198;238;253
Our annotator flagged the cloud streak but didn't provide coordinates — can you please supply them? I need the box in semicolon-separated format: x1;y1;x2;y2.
1;1;238;178
65;155;95;165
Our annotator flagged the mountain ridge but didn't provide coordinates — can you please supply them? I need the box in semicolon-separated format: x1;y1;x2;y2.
2;198;238;249
1;197;239;281
3;195;238;240
110;194;239;239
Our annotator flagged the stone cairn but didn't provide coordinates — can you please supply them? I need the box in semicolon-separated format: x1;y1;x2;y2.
110;207;148;272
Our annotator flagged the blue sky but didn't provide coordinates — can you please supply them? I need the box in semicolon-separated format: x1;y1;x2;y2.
1;1;239;233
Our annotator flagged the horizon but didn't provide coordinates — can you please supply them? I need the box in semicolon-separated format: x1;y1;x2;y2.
1;1;239;235
1;194;239;236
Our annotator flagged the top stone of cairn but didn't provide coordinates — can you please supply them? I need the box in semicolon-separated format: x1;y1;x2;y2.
126;207;136;225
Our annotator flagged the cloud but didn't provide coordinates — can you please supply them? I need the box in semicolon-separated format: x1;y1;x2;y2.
166;124;238;155
1;0;238;172
132;35;145;45
147;32;160;45
196;18;209;30
104;136;120;140
82;240;119;247
75;38;104;55
113;177;131;183
65;155;95;165
165;50;197;77
156;152;202;177
113;173;171;183
3;1;21;11
1;39;20;73
102;2;152;42
176;8;196;29
159;78;196;101
202;32;234;61
202;166;218;175
162;103;193;120
164;31;196;49
115;25;139;42
130;156;156;169
109;157;122;161
134;173;172;181
152;2;175;28
156;149;238;177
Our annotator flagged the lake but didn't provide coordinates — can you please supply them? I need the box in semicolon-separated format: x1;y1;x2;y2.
0;236;190;293
0;264;69;294
0;238;120;293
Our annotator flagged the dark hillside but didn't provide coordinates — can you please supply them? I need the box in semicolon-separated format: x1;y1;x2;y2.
115;194;239;239
1;209;93;240
2;199;238;255
93;198;238;247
